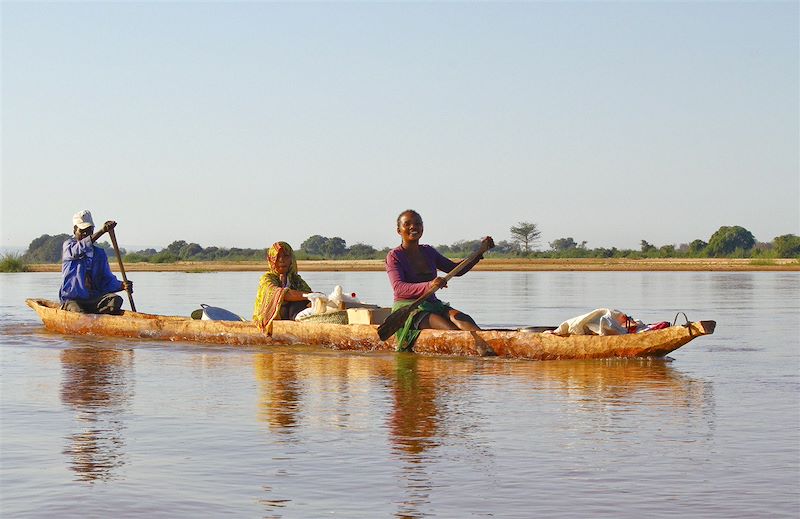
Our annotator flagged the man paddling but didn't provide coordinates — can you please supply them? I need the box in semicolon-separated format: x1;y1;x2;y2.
59;210;133;314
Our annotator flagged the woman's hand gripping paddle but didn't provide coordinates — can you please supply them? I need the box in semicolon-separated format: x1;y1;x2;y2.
377;240;493;341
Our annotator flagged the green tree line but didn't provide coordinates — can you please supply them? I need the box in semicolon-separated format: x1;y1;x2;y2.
15;224;800;264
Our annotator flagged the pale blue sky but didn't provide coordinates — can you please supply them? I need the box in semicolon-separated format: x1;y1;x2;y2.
2;1;798;252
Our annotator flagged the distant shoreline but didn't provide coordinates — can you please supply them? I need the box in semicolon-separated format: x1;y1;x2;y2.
25;258;800;273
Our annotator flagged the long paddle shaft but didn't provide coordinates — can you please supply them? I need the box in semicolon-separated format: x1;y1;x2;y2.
378;242;493;341
108;228;136;312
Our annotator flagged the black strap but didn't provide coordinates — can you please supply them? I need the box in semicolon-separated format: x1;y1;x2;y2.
672;312;692;336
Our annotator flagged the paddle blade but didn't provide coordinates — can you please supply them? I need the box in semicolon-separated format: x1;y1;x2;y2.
377;304;416;341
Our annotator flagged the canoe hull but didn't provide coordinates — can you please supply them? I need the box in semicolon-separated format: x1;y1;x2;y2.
25;299;715;360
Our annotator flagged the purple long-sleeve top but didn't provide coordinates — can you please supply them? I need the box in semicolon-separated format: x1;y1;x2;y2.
385;244;481;302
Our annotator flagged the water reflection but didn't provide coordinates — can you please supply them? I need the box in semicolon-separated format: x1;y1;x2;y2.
521;358;713;404
389;355;441;519
253;353;303;435
60;346;134;483
5;271;795;517
248;351;713;519
389;355;441;456
522;359;716;441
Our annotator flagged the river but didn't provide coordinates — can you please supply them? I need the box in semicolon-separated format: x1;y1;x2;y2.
1;271;798;518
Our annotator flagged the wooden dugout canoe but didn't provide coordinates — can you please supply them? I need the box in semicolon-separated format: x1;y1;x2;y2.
26;299;716;361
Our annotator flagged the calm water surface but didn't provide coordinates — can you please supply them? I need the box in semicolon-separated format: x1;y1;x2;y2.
1;271;798;518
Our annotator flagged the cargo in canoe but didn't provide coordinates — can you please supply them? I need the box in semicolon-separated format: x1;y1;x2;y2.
26;299;715;361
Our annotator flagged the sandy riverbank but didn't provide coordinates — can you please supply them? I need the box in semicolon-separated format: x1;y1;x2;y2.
25;258;799;273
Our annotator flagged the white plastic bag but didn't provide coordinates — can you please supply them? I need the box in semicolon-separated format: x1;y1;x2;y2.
296;286;363;320
327;285;360;310
551;308;644;336
302;292;329;314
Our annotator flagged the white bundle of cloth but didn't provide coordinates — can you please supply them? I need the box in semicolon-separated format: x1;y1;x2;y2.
294;285;360;320
551;308;645;336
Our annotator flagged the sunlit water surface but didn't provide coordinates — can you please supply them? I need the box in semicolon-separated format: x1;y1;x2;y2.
1;271;798;518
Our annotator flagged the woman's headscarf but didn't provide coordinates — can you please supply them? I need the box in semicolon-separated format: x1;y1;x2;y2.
253;242;311;333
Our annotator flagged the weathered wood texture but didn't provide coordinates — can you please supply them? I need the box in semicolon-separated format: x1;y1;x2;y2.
26;299;715;361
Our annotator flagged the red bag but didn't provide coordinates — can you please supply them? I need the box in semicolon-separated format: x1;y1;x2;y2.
647;321;670;330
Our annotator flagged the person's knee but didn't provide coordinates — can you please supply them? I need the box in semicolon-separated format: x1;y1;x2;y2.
450;310;479;330
449;309;474;323
62;300;85;313
97;294;123;314
419;312;458;330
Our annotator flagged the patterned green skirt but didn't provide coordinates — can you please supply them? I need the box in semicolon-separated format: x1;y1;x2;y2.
391;299;450;352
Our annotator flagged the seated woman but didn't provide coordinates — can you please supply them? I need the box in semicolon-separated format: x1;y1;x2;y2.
386;209;493;350
253;242;311;332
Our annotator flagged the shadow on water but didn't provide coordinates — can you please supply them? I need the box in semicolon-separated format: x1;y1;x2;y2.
59;345;134;483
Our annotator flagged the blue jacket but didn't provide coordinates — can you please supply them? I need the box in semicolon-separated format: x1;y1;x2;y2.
59;237;123;302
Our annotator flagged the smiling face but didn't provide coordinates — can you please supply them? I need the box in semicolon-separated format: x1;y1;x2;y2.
397;211;424;243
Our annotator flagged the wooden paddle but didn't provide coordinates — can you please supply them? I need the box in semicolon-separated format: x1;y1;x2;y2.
378;240;493;341
108;228;136;312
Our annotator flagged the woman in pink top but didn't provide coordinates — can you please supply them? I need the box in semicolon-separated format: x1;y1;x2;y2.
385;209;494;350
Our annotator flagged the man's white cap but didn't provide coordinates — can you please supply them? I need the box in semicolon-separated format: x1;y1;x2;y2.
72;210;94;230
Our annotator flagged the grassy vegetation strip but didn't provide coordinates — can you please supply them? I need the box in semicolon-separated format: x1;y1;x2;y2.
0;254;30;272
23;258;800;273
